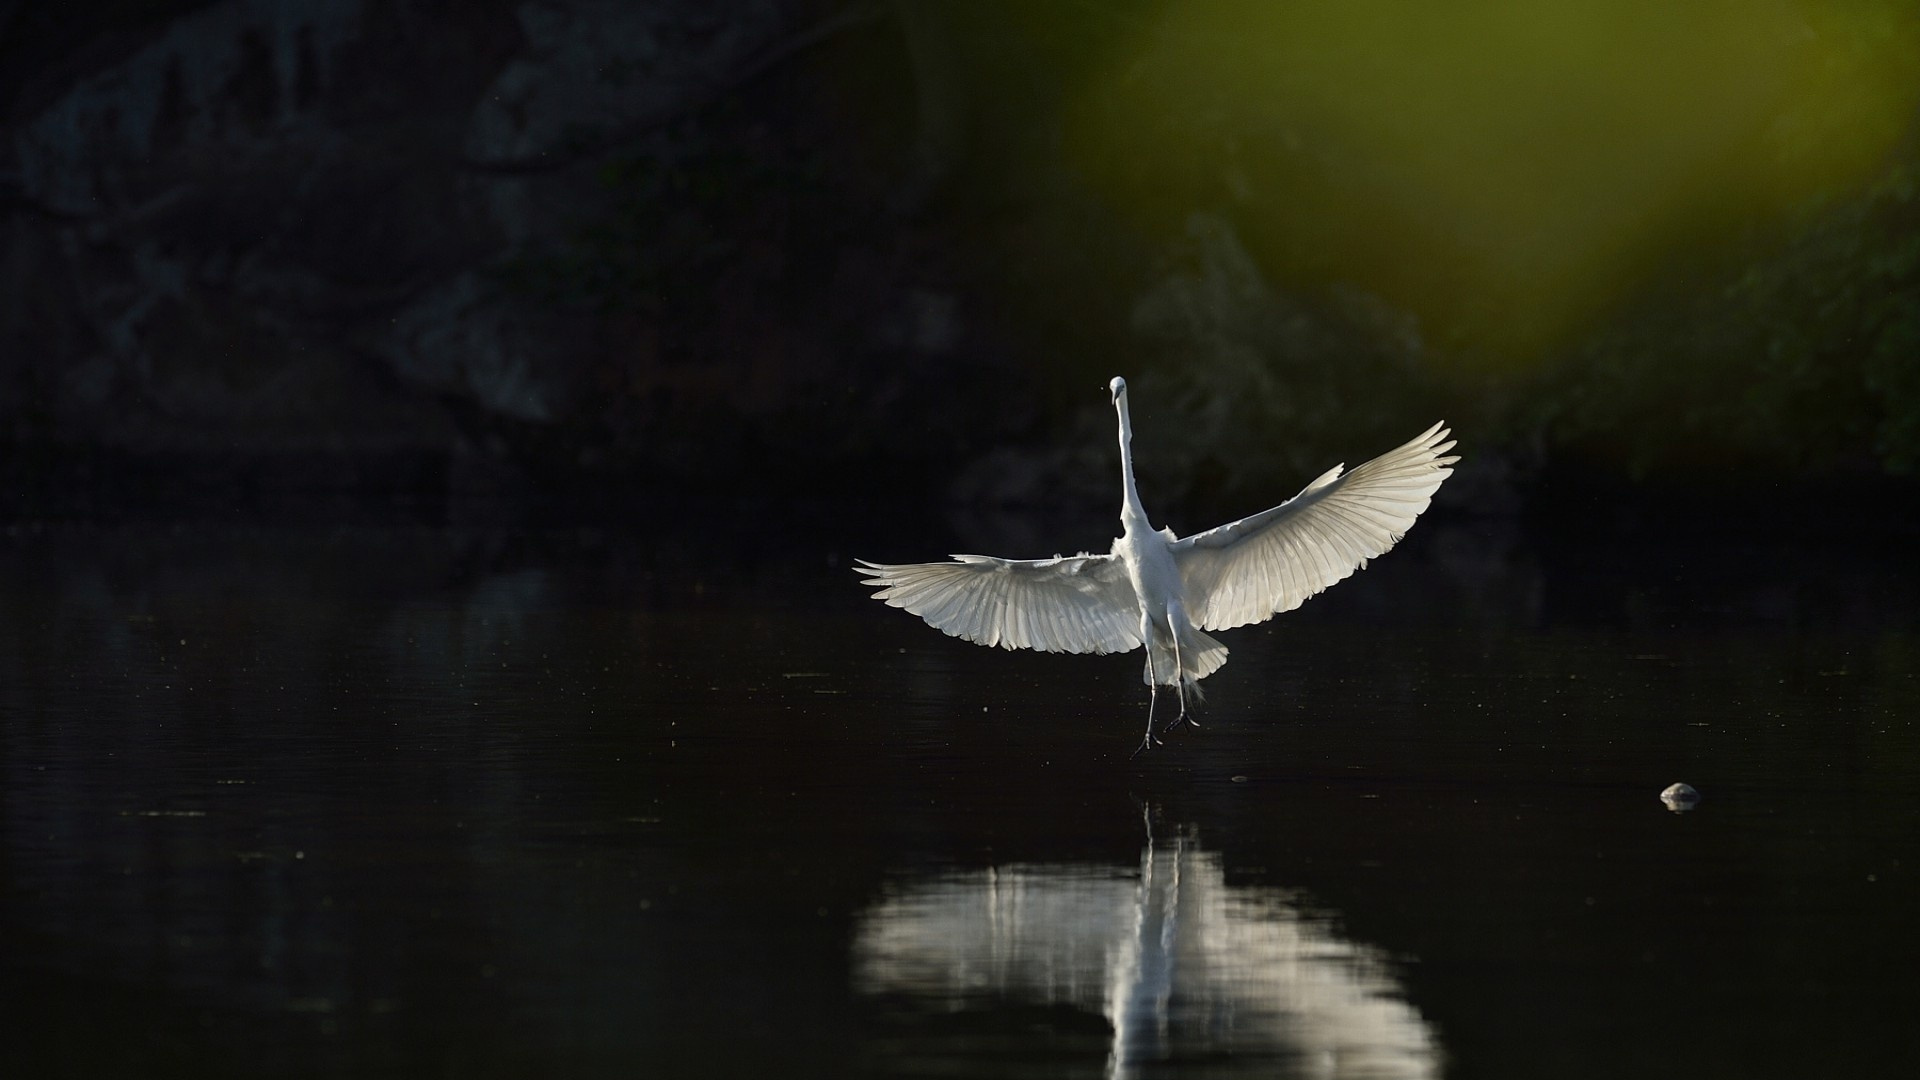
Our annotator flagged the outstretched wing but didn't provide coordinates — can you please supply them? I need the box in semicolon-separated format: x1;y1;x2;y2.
854;552;1143;654
1172;423;1458;632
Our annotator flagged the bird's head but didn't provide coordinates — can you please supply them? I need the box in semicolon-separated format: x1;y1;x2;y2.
1108;376;1127;403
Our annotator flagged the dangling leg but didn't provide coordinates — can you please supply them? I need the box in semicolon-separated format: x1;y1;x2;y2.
1159;614;1200;738
1167;626;1198;726
1158;620;1187;739
1171;619;1188;722
1132;616;1163;758
1132;664;1161;758
1131;684;1159;759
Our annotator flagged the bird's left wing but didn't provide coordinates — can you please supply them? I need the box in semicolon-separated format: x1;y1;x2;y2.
854;553;1142;654
1172;423;1458;632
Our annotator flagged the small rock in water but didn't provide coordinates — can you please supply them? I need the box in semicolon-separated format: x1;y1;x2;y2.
1660;782;1701;811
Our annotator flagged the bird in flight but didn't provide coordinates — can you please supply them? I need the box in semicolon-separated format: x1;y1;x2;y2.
856;377;1457;753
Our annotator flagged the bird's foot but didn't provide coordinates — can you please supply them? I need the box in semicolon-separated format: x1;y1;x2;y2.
1156;711;1199;740
1129;732;1163;760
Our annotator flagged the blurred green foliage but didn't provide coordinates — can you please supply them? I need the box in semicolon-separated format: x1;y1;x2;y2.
1532;160;1920;478
492;0;1920;503
1063;0;1919;364
1124;212;1438;507
1116;152;1920;498
1050;0;1920;491
1032;0;1920;498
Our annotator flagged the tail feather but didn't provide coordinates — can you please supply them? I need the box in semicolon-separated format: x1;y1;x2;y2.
1142;627;1229;695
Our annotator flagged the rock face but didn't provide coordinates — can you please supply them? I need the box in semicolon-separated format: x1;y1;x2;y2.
1;0;996;509
6;2;514;473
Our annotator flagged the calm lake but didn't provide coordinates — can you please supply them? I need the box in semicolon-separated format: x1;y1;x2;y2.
3;511;1916;1078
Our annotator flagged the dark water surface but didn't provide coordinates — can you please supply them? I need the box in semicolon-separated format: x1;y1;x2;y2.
3;517;1916;1078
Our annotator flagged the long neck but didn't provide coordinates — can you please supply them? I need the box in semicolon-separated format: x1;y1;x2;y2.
1115;397;1149;525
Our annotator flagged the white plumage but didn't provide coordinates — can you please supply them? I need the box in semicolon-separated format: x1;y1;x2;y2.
856;376;1457;750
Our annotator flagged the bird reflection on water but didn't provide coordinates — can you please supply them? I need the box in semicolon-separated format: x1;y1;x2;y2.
854;809;1439;1079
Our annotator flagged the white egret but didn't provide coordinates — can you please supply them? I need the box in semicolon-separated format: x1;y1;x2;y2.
856;376;1457;752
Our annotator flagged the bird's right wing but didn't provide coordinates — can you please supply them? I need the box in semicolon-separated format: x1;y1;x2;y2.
1172;423;1458;632
854;553;1143;654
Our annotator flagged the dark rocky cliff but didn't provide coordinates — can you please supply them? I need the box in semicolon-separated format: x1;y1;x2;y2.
5;2;1917;524
2;1;1024;515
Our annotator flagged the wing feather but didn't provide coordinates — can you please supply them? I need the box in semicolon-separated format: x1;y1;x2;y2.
1173;423;1458;631
854;552;1143;654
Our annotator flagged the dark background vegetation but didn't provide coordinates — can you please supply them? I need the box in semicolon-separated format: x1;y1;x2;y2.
4;0;1918;529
